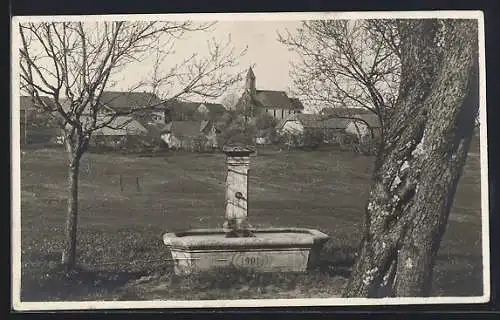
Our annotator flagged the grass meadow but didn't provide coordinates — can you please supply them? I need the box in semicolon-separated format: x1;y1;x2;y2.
18;138;484;301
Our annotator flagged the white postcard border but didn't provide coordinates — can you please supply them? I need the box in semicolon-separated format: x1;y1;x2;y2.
11;10;489;311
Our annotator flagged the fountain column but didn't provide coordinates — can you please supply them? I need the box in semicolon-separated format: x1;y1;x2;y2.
222;145;255;235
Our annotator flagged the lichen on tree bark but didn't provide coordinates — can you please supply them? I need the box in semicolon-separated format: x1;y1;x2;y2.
343;19;479;298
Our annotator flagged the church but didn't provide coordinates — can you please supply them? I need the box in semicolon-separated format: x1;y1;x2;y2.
234;67;304;120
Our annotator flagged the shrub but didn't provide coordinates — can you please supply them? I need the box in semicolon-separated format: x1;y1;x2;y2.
255;113;277;131
219;114;257;147
303;128;324;149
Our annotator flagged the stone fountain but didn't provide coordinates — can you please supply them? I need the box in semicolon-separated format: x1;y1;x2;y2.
163;145;329;275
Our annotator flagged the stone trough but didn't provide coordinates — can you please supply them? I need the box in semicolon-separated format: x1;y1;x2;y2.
163;146;329;275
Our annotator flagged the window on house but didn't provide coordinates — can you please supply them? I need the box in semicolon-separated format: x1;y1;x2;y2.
273;109;276;117
281;109;284;118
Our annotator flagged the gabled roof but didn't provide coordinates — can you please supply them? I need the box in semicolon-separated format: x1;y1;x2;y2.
22;92;166;114
20;95;56;111
89;116;148;136
297;114;351;129
199;102;227;116
281;111;381;129
253;90;303;110
161;121;207;137
166;100;228;120
279;113;357;131
99;91;166;112
200;120;212;133
166;100;201;114
351;114;381;128
320;107;374;117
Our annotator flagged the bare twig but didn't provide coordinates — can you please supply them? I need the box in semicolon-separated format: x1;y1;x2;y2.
277;19;401;140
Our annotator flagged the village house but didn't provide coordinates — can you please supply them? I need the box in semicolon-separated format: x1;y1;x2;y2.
160;120;221;151
90;91;170;148
97;91;168;126
344;114;381;142
196;102;228;120
57;91;167;148
19;91;169;149
165;100;228;122
19;95;62;145
318;108;382;141
319;107;373;117
90;116;149;148
234;67;304;120
278;114;350;145
278;112;381;145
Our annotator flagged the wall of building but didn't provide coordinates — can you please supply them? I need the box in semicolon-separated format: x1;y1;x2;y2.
265;108;296;120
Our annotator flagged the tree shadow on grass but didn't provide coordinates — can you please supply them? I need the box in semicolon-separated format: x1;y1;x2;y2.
317;240;357;278
21;254;148;301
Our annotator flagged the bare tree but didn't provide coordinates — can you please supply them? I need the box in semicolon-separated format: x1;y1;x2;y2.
18;20;246;271
221;92;240;110
278;19;400;140
343;19;479;297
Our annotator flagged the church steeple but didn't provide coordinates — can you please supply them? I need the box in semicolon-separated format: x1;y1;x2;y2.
245;67;256;96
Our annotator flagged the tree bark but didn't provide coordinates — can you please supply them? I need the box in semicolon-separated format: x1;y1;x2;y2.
61;132;87;272
343;19;479;298
61;158;80;271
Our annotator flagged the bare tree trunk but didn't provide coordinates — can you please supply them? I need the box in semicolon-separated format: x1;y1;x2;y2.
61;133;87;272
344;19;479;298
61;157;80;271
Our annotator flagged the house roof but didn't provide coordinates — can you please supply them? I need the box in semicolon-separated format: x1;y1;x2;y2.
99;91;166;112
284;111;381;129
200;120;212;132
320;107;374;117
253;90;304;110
199;102;227;115
279;113;358;131
22;92;165;114
351;114;381;128
166;100;228;120
166;100;201;114
298;114;351;129
161;121;207;137
20;95;56;111
90;116;148;136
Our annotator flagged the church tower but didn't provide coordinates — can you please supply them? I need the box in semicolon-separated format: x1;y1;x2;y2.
245;67;256;96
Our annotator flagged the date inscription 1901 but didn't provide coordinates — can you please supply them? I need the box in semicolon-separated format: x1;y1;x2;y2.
232;253;271;269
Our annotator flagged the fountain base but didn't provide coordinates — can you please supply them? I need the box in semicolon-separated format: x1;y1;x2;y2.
163;228;329;275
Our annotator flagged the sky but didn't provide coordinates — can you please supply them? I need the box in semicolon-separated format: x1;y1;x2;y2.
107;21;303;104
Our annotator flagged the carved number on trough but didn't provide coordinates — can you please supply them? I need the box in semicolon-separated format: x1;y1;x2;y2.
232;253;271;269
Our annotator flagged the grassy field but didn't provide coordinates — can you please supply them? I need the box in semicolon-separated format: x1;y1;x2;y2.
19;139;484;301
